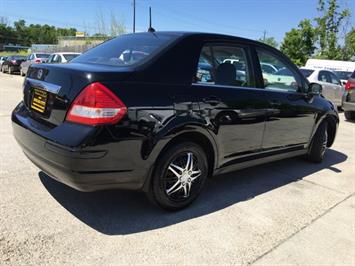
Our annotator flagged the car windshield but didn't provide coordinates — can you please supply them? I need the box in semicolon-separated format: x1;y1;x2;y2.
72;33;178;66
300;69;315;78
36;54;50;58
63;54;80;61
335;71;352;80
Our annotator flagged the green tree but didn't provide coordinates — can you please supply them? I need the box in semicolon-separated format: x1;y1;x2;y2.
57;27;77;37
343;28;355;60
280;19;316;66
13;19;30;45
0;17;17;44
315;0;351;59
258;36;278;48
1;19;78;46
92;33;108;37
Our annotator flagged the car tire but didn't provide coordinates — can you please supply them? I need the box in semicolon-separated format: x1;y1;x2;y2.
344;111;355;120
306;121;328;163
148;142;209;211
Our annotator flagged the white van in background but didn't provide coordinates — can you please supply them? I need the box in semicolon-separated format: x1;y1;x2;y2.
305;59;355;84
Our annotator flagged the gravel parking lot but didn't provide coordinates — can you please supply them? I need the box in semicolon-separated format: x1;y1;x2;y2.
0;72;354;265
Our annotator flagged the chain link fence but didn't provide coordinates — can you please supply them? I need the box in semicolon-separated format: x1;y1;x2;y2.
31;36;109;53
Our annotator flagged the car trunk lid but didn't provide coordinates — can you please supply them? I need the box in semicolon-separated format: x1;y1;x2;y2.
23;63;132;126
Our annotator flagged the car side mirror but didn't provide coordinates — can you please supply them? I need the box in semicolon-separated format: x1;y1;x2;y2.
308;83;322;95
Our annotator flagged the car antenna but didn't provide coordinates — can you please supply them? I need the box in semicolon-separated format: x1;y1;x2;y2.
148;6;155;32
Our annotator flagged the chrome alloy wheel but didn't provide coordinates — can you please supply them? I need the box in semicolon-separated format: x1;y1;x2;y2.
321;129;328;156
164;152;202;200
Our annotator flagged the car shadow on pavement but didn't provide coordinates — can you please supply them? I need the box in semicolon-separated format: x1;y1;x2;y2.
39;149;347;235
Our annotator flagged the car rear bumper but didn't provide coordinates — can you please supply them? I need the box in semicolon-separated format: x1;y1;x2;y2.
12;104;150;192
10;65;21;71
342;101;355;112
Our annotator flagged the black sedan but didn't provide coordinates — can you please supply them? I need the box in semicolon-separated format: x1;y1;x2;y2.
12;32;339;210
1;55;27;74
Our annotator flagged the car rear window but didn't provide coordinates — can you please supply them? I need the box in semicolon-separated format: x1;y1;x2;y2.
36;54;50;58
72;33;178;66
335;71;352;80
300;69;314;78
62;54;80;61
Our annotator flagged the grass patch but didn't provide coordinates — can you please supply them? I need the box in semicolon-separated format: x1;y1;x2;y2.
0;51;30;57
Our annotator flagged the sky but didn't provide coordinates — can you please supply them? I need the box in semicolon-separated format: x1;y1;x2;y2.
0;0;354;43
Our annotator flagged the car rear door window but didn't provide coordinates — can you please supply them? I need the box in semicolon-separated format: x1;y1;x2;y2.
318;71;331;83
257;49;301;92
195;44;251;87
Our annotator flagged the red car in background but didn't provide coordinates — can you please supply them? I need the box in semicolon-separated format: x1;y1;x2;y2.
343;70;355;120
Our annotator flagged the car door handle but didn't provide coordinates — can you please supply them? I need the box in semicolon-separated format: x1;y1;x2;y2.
203;96;222;106
269;99;282;106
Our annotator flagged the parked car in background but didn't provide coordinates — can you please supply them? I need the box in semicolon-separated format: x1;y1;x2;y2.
300;68;344;108
47;52;81;63
1;55;27;74
335;71;353;85
260;62;279;74
0;56;8;67
12;32;338;211
196;62;213;83
262;67;297;89
342;71;355;120
20;53;50;76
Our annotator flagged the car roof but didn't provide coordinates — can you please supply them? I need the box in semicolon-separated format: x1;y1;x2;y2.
123;31;275;47
51;52;81;55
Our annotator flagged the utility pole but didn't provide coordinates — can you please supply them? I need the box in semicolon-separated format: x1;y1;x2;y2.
133;0;136;33
263;30;266;42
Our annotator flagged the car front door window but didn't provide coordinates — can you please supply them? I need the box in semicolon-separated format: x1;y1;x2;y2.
257;49;301;93
330;73;341;85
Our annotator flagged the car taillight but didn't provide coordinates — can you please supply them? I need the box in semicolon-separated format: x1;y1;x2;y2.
345;81;355;91
66;82;127;126
35;59;41;63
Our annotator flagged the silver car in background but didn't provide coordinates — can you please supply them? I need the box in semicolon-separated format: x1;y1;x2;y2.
47;52;81;63
0;56;7;67
20;53;50;76
300;68;345;108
